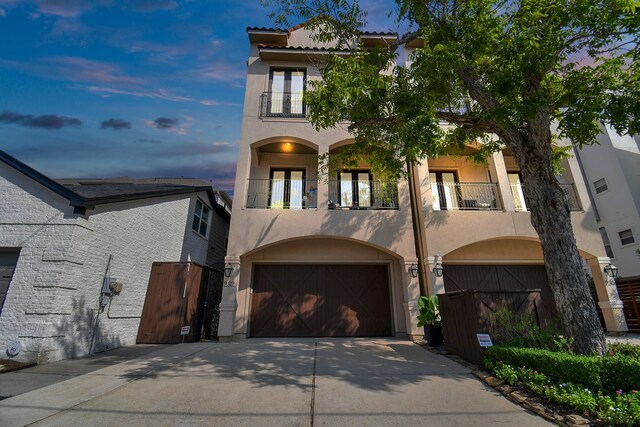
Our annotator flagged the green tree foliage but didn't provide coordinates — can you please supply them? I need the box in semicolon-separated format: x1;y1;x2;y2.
265;0;639;355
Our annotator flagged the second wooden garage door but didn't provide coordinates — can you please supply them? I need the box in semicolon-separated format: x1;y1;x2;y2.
250;264;392;337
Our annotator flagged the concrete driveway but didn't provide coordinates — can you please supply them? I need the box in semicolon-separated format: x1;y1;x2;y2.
0;339;549;426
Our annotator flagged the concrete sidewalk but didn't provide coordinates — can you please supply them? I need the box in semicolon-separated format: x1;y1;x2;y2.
0;339;549;427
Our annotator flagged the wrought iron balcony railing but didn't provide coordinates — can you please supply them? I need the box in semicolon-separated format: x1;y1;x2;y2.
431;182;502;211
510;182;582;212
328;180;399;210
259;91;305;118
246;179;317;209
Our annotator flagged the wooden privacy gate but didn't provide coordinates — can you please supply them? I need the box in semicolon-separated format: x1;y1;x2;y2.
250;264;392;337
616;276;640;333
443;265;558;319
439;290;549;364
136;262;223;344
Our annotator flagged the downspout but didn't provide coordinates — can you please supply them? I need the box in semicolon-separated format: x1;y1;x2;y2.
407;161;429;297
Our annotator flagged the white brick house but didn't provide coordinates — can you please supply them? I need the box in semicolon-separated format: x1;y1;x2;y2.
0;150;230;363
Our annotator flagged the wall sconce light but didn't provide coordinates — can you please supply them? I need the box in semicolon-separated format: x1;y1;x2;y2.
433;262;444;278
224;263;234;278
604;263;618;279
408;264;419;278
282;142;293;152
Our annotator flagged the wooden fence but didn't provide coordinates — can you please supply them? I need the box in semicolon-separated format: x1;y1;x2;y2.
438;290;553;365
616;276;640;333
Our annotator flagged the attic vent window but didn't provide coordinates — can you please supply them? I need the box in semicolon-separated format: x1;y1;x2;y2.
192;198;211;237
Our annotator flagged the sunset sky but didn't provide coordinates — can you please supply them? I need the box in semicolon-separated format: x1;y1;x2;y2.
0;0;394;193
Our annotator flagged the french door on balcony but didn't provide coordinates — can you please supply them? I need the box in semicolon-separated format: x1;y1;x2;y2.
508;172;529;211
430;171;460;210
270;169;305;209
339;171;373;208
269;69;305;116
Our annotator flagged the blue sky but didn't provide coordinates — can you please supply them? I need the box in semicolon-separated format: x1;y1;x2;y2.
0;0;395;192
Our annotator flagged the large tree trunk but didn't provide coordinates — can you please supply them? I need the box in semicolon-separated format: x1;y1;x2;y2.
504;118;606;356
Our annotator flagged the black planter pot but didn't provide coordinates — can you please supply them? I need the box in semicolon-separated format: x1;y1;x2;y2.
425;325;444;347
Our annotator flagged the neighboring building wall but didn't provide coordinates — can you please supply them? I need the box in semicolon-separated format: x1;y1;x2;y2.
206;209;230;267
0;161;211;362
577;125;640;279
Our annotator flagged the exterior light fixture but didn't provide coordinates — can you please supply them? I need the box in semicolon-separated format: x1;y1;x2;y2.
433;262;444;278
408;264;419;278
282;142;293;152
604;263;619;279
224;263;234;278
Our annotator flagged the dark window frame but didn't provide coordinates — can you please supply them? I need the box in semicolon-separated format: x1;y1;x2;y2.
594;178;608;194
337;169;374;208
268;68;307;116
599;227;615;258
430;170;461;210
191;198;211;238
269;168;307;209
619;229;636;246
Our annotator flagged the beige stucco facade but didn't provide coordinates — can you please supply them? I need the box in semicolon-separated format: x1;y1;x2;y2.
218;26;627;340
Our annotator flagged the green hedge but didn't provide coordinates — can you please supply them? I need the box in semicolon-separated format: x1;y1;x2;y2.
485;346;640;392
601;356;640;392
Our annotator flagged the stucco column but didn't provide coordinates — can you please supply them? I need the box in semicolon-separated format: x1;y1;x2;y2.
427;256;446;295
588;257;628;334
488;151;516;211
402;257;424;340
217;255;240;341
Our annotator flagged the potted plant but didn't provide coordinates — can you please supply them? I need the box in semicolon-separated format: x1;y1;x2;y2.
417;295;444;347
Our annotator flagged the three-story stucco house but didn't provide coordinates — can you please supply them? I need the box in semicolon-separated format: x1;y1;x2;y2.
218;23;627;341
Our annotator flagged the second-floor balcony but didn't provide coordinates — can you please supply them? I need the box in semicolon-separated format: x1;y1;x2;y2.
431;182;502;211
259;91;305;118
510;182;582;212
328;180;399;210
246;178;317;209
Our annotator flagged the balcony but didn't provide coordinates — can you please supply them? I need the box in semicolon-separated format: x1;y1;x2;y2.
246;178;317;209
510;183;582;211
431;182;502;211
328;180;399;210
259;91;305;118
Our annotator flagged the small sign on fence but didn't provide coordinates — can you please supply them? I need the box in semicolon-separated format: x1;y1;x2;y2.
476;333;493;347
180;326;191;336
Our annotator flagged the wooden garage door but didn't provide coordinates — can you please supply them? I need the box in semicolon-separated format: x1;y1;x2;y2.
443;265;558;318
250;264;392;337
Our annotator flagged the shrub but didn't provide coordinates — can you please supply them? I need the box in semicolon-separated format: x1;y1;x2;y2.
485;346;602;390
486;361;640;424
601;355;640;393
487;307;573;352
608;342;640;359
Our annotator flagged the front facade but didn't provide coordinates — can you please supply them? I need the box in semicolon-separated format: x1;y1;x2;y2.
0;152;230;363
219;25;627;341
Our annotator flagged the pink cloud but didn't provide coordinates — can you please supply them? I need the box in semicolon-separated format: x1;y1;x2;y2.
0;56;143;86
33;0;107;17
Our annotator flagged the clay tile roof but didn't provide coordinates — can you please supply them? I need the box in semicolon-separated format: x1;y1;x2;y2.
246;26;287;33
360;31;398;37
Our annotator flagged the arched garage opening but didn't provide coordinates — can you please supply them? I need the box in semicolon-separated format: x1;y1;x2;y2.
442;238;558;317
238;236;406;338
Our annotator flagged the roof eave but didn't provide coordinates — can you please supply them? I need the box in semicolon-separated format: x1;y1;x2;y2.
0;149;85;208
